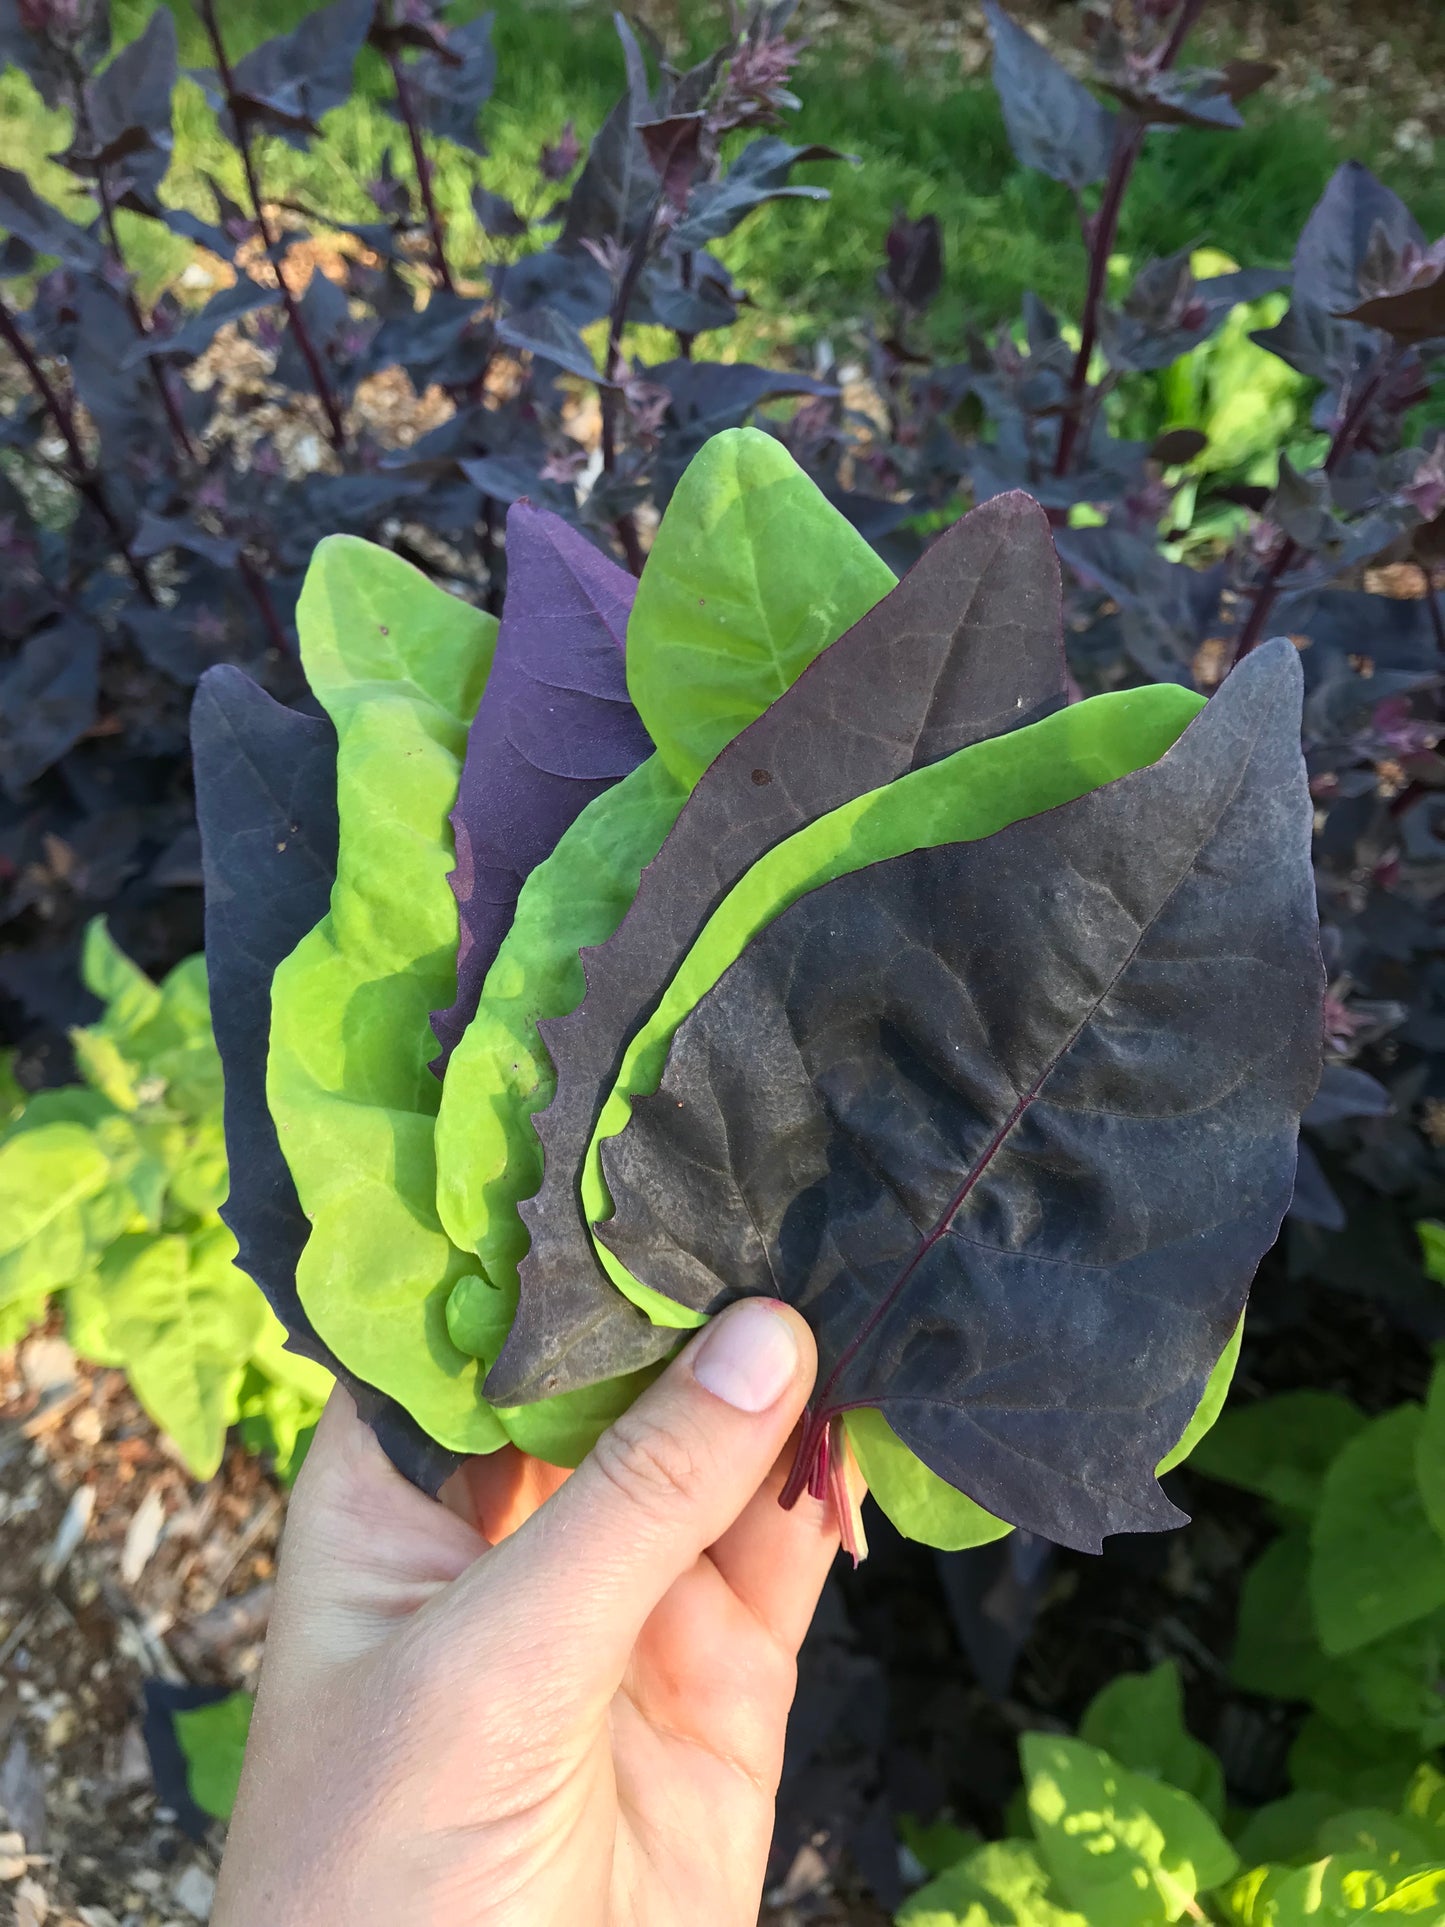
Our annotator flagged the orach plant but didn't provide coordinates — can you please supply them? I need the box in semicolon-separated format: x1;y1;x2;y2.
195;428;1322;1556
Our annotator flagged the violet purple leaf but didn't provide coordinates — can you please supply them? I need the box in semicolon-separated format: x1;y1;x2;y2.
430;503;654;1069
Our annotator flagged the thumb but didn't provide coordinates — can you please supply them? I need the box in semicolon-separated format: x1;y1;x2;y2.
459;1297;817;1685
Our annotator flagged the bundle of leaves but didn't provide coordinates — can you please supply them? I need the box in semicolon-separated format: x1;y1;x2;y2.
195;423;1323;1556
0;0;840;1061
790;0;1445;1355
895;1660;1445;1927
0;917;329;1478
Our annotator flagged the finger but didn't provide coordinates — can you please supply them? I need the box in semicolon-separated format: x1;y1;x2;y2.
445;1443;572;1543
270;1389;486;1666
705;1428;839;1655
436;1298;817;1688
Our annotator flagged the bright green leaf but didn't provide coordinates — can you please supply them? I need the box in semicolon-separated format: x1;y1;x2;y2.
1023;1735;1238;1926
1402;1764;1445;1851
1418;1221;1445;1286
1233;1533;1330;1700
1310;1406;1445;1656
1231;1792;1343;1869
268;537;505;1456
1078;1662;1225;1822
1315;1809;1437;1867
0;1123;112;1306
898;1840;1087;1927
899;1816;984;1880
625;427;895;789
1154;1316;1244;1477
846;1406;1013;1552
175;1692;253;1822
81;917;162;1036
94;1228;264;1479
1191;1391;1368;1518
1220;1854;1445;1923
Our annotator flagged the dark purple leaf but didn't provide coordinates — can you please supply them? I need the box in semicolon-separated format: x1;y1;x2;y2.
385;12;495;154
1289;1139;1346;1231
133;511;241;570
191;666;460;1497
429;503;652;1068
983;1;1117;191
541;120;581;183
597;642;1322;1552
498;244;613;326
60;8;177;201
672;136;847;249
639;112;705;212
191;0;373;150
0;0;106;109
1341;272;1445;346
560;24;656;252
457;454;572;513
495;304;604;383
486;491;1069;1405
125;276;279;363
0;618;99;796
1293;162;1424;317
1098;66;1244;132
0;165;100;268
472;185;526;238
883;211;943;312
1303;1064;1393;1128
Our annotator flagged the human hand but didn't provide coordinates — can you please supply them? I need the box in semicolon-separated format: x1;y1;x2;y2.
213;1298;839;1926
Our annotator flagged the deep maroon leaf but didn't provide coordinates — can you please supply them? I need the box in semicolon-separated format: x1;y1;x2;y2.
672;137;846;251
384;12;495;153
192;667;461;1497
485;491;1068;1406
1293;162;1424;317
61;8;177;200
0;164;100;267
192;0;374;150
430;503;652;1068
639;113;705;212
1341;272;1445;346
883;211;943;312
983;2;1117;192
495;305;604;383
598;642;1322;1552
125;276;279;364
0;617;100;796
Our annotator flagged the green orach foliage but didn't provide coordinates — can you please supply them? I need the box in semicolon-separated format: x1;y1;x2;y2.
175;1691;255;1824
0;921;329;1479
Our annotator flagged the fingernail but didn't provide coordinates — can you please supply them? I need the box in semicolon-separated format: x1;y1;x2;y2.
691;1300;800;1413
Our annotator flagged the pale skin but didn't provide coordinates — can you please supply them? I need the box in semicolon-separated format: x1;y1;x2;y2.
213;1297;839;1926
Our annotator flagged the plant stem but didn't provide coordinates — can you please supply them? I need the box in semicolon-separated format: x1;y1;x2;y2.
1053;0;1210;478
0;296;154;603
1231;346;1402;665
197;0;346;453
385;46;456;296
599;193;663;575
1053;120;1144;479
238;554;292;655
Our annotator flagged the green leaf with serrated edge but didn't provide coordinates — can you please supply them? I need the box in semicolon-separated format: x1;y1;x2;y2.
267;537;505;1456
93;1227;265;1479
0;1122;111;1281
1417;1359;1445;1543
1288;1713;1419;1810
625;428;895;791
585;683;1206;1317
1023;1735;1238;1926
175;1693;254;1822
1191;1390;1367;1517
1233;1532;1330;1699
1311;1406;1445;1655
436;759;687;1328
1079;1662;1226;1822
1231;1792;1342;1870
898;1840;1087;1927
